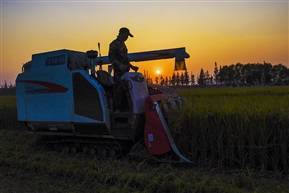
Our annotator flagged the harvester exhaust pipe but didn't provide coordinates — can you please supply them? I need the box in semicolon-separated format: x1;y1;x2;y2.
86;50;98;76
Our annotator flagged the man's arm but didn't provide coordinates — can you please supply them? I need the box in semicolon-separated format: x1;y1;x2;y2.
130;64;139;72
108;41;121;65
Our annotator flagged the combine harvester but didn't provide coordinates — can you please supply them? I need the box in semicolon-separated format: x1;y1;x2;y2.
16;46;192;163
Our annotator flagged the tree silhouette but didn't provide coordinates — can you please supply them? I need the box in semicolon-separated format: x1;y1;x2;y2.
184;70;189;86
190;74;195;85
155;76;159;84
198;68;206;87
160;75;164;85
214;62;219;85
176;72;180;86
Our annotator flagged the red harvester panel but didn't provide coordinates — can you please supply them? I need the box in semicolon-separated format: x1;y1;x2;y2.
144;94;171;155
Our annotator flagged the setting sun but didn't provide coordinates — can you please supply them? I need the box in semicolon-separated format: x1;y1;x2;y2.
156;70;161;75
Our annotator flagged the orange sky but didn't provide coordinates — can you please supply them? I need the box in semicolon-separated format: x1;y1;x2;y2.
1;1;288;85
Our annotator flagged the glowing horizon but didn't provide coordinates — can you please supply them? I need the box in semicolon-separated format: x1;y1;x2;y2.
1;1;288;85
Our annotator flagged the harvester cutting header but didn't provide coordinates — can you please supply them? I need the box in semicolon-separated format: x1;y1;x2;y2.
16;45;191;163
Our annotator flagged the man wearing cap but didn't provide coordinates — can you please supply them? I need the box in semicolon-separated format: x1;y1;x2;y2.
109;27;139;112
109;27;138;77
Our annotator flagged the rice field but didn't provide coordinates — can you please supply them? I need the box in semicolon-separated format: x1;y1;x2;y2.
1;86;289;172
0;86;289;192
173;86;289;172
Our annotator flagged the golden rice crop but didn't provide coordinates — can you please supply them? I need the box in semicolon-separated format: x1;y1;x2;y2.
176;86;289;172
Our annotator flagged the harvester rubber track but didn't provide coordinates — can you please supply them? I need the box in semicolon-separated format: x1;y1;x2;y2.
43;136;130;159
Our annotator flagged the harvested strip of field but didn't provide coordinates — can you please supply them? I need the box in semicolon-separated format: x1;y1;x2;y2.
0;130;288;193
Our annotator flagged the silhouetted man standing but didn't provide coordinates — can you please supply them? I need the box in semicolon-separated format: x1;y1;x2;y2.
109;27;138;112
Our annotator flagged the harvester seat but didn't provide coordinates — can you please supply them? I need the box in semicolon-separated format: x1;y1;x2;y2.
96;70;113;87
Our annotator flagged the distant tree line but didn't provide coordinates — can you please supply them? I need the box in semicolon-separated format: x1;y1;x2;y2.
146;62;289;88
0;81;16;96
144;70;195;86
1;62;288;95
200;62;289;87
